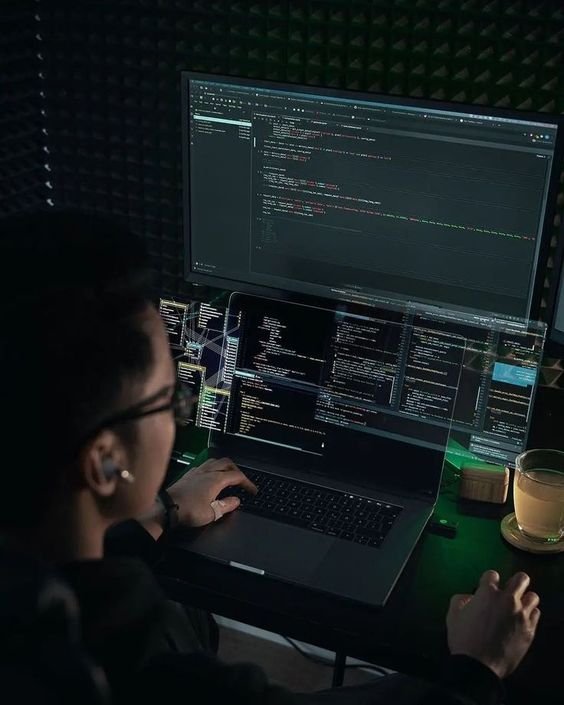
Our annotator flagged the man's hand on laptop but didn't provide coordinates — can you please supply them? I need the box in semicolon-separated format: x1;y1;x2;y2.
167;457;258;528
447;570;540;680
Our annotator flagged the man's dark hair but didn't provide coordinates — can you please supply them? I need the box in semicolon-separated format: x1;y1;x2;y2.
0;210;155;527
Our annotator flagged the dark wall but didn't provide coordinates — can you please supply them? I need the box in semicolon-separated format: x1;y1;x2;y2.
1;1;46;215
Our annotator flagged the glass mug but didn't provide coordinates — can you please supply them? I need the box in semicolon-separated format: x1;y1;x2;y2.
513;449;564;544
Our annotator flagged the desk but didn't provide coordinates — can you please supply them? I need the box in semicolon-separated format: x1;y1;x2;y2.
158;453;564;705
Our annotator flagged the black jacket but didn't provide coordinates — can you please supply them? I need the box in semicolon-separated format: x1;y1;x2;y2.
56;520;505;705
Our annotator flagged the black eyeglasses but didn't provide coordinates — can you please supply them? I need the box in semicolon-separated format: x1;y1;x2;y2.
85;381;195;442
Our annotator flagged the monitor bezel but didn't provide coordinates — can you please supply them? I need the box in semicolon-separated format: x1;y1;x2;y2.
181;70;564;323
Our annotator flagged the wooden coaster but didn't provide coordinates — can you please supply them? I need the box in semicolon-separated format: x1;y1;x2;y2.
501;513;564;554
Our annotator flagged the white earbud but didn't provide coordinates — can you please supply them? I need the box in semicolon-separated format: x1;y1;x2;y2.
101;458;135;484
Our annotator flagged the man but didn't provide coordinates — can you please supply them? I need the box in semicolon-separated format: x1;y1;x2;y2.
0;210;540;704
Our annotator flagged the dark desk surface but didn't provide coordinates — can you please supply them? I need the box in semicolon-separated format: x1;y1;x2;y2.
158;457;564;704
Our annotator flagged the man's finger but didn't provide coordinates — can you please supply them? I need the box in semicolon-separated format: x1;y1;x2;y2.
477;570;500;592
215;496;241;517
521;591;540;615
218;468;258;495
457;594;472;609
448;594;472;614
530;607;541;632
504;572;531;600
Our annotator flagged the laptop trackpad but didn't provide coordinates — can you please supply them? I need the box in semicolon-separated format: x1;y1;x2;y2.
191;511;332;582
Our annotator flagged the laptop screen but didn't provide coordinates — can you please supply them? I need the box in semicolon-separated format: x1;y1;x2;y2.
202;293;468;496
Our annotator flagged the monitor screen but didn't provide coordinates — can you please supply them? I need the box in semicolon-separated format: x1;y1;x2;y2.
182;73;561;322
162;294;546;469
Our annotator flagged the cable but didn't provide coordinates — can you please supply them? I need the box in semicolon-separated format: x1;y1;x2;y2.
283;637;390;676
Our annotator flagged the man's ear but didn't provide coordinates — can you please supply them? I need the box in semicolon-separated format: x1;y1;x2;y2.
78;430;126;499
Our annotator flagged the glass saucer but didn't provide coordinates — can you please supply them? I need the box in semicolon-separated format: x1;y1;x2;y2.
501;513;564;554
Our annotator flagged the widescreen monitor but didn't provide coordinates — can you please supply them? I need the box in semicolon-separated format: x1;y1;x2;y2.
182;72;562;324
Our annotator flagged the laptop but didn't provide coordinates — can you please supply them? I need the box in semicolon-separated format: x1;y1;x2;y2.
173;292;467;607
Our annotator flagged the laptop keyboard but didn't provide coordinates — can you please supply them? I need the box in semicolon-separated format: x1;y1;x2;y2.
219;468;403;549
